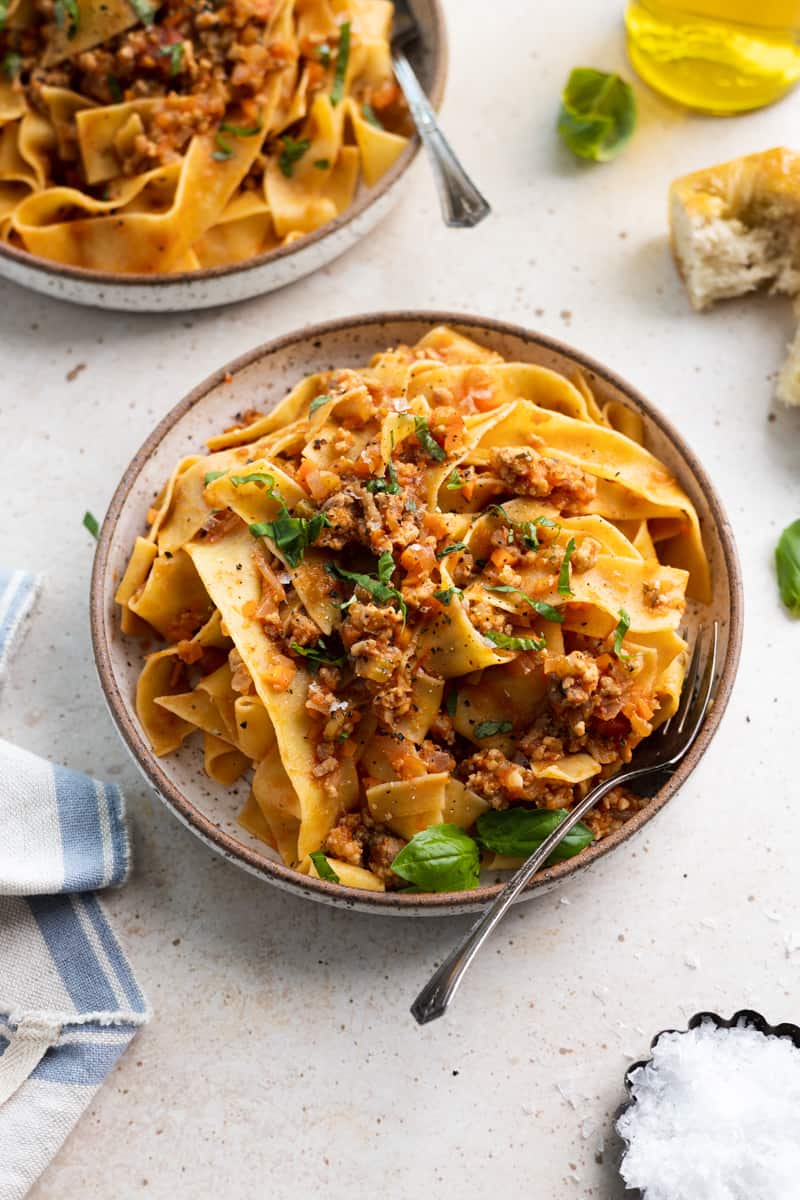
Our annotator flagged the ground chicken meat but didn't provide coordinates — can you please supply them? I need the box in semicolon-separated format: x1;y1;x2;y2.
491;446;597;512
322;812;407;889
545;651;601;705
283;609;320;648
456;748;572;811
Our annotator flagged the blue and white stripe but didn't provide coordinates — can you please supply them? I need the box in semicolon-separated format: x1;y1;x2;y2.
0;568;148;1200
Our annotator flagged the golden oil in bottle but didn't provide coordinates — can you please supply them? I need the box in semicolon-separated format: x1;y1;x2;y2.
625;0;800;112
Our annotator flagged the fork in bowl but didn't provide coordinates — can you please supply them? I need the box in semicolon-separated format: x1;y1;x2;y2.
411;622;719;1025
391;0;491;228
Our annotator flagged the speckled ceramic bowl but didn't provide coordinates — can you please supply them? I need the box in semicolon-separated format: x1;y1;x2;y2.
90;311;743;915
615;1010;800;1197
0;3;446;313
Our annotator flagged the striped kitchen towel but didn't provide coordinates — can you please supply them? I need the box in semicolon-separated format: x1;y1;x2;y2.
0;569;149;1200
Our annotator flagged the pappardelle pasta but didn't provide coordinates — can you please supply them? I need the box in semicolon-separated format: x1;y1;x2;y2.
0;0;408;273
117;326;711;893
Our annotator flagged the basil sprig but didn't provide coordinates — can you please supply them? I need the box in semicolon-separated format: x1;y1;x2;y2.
330;20;351;105
278;135;310;177
327;551;407;622
391;825;480;893
310;851;340;883
476;808;594;864
414;415;446;462
613;607;631;658
557;68;636;162
487;584;563;624
776;519;800;616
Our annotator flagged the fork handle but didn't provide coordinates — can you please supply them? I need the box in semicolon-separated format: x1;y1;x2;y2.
410;773;635;1025
392;51;491;229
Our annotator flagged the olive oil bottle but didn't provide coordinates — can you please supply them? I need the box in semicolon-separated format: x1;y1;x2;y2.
626;0;800;112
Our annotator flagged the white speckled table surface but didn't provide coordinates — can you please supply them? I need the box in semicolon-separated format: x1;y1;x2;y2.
3;1;800;1195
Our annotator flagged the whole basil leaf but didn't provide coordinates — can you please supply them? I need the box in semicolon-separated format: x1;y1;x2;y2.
391;824;480;893
776;519;800;616
476;808;594;865
557;68;636;163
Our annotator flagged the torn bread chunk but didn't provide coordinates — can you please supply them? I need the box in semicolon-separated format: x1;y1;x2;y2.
670;147;800;310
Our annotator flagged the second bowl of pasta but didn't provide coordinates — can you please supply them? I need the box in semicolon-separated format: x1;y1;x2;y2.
0;0;445;310
91;312;742;913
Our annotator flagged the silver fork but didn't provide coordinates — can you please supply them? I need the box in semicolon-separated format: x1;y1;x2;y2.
411;623;719;1025
392;0;491;228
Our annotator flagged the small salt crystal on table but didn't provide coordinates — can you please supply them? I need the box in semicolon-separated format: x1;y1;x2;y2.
617;1019;800;1200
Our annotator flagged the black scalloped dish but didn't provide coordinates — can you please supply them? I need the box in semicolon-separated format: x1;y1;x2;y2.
615;1009;800;1198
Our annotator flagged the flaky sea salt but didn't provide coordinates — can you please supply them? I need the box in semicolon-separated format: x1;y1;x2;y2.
618;1020;800;1199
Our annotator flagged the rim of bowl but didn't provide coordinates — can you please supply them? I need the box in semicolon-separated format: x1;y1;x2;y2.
90;310;744;913
0;1;447;290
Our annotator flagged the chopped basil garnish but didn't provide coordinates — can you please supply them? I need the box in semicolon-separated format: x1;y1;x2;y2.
327;551;406;622
445;469;464;490
362;102;382;128
250;510;329;569
486;504;556;551
776;519;800;615
3;51;22;79
220;117;263;138
316;42;332;67
212;132;234;161
445;686;457;718
158;41;184;76
558;537;576;596
54;0;79;38
0;2;8;32
486;585;563;624
473;719;513;739
107;73;123;101
330;20;351;106
128;0;156;26
309;393;333;414
558;68;636;163
204;470;225;485
310;851;340;883
313;158;330;170
391;824;480;893
433;587;462;605
414;415;446;462
483;630;546;652
230;471;276;489
365;462;401;494
613;607;631;658
290;640;345;668
82;510;99;539
278;135;310;177
476;808;594;864
435;541;467;559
